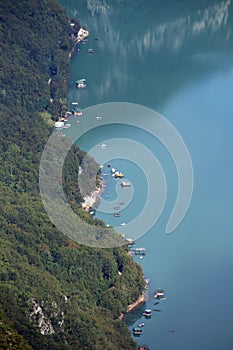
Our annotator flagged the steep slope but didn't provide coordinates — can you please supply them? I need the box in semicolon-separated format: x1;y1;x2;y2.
0;1;144;349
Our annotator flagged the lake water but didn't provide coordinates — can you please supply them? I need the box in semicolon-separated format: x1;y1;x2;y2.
58;1;233;349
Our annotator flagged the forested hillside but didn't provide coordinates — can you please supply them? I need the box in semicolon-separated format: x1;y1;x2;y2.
0;1;145;349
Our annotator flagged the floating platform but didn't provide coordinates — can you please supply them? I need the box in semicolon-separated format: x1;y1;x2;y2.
130;248;146;255
143;309;152;317
121;181;130;187
133;327;143;336
154;289;165;299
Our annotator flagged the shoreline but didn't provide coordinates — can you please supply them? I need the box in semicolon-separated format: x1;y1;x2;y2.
119;291;146;320
81;185;102;211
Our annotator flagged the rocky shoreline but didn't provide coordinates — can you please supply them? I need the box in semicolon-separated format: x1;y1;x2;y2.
81;185;102;211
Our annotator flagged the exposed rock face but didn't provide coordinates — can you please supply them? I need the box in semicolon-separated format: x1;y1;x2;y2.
30;298;65;335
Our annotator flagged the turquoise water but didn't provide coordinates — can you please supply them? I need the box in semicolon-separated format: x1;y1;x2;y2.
58;1;233;348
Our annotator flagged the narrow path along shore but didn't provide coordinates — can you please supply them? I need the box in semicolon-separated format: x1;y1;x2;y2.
119;292;146;320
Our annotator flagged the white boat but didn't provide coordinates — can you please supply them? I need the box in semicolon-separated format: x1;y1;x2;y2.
55;121;64;128
143;309;152;317
120;223;126;226
76;83;86;89
121;181;130;187
154;289;165;299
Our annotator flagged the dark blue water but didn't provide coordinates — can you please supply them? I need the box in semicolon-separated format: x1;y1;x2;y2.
58;1;233;349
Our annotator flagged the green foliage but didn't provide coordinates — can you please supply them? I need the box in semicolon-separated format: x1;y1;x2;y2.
0;0;144;349
0;312;33;350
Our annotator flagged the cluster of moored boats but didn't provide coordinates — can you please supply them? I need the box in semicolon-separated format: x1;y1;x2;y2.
132;289;165;338
100;164;132;223
55;34;98;128
110;167;124;178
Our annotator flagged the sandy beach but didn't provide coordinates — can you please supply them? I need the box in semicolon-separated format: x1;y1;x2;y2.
119;292;146;320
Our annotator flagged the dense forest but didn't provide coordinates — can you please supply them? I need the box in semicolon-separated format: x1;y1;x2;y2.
0;0;145;349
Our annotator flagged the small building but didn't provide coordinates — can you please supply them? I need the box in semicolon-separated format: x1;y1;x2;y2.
133;327;143;335
154;289;165;299
143;309;152;317
130;248;146;255
121;181;130;187
77;27;89;41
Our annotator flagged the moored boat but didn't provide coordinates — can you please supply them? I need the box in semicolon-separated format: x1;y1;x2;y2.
121;181;130;187
76;82;86;89
133;327;143;336
143;309;152;317
130;248;146;255
75;78;86;89
115;172;124;178
154;289;165;299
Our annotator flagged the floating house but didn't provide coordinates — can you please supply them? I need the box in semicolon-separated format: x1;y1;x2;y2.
114;172;124;178
75;78;86;89
130;248;146;255
133;327;143;336
77;27;89;41
143;309;152;317
154;289;165;299
72;108;83;116
121;181;130;187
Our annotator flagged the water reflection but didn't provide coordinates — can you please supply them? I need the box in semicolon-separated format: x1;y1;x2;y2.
61;0;233;106
67;0;232;55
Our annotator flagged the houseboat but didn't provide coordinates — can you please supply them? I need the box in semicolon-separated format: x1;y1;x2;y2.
76;82;86;89
121;181;131;187
73;109;83;116
154;289;165;299
133;327;143;336
115;172;124;178
143;309;152;317
75;79;86;89
130;248;146;255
